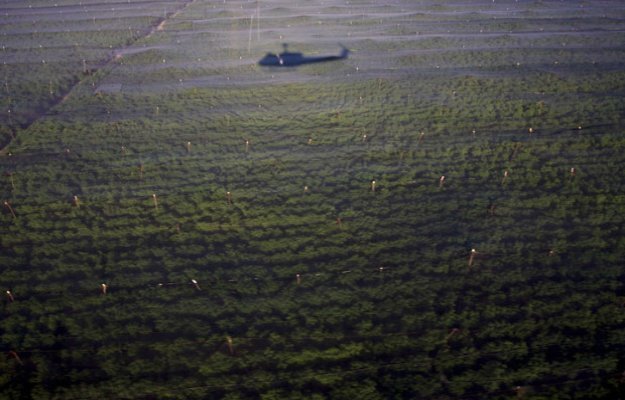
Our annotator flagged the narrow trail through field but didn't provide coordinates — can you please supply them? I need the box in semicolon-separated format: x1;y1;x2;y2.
0;0;197;156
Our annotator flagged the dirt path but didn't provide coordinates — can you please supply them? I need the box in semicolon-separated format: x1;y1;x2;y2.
0;0;197;156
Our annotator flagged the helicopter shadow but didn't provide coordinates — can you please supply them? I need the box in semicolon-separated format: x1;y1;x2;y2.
258;43;349;67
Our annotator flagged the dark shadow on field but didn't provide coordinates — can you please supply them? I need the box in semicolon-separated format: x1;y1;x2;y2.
258;43;349;67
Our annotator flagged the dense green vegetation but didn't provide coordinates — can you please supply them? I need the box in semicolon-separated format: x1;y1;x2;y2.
2;0;625;399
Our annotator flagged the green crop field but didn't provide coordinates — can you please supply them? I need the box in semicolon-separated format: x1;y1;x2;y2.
2;0;625;399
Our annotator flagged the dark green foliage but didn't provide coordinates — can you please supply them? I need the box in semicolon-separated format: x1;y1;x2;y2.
2;0;625;399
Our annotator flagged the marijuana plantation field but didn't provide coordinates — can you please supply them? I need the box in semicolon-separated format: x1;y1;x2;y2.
2;0;625;398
